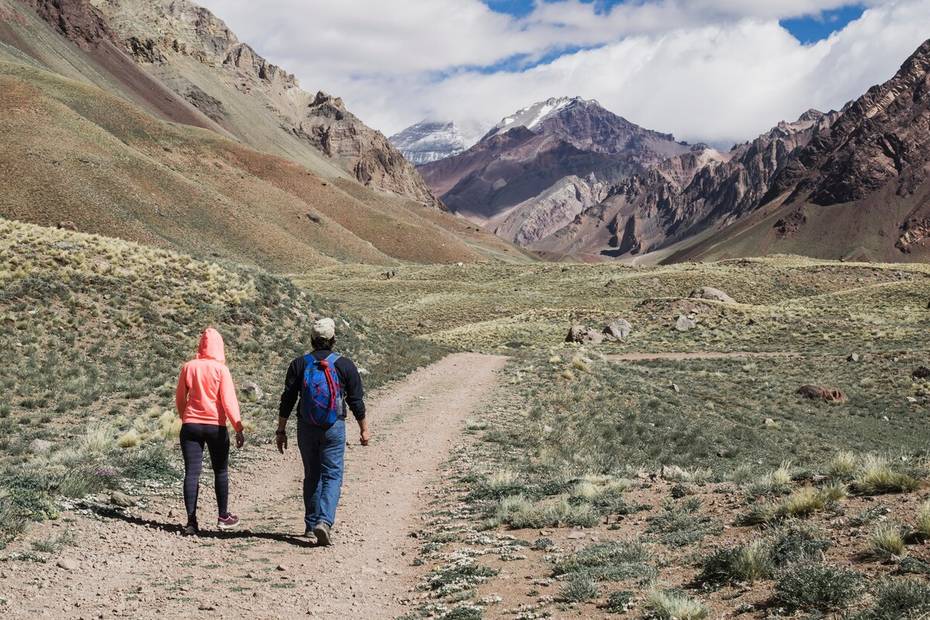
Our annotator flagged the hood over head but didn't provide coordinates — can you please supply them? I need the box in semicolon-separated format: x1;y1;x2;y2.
197;327;226;363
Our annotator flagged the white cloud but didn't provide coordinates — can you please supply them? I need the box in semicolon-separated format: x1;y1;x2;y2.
196;0;930;145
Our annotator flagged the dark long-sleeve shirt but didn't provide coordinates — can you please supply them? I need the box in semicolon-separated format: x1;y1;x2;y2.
279;349;366;422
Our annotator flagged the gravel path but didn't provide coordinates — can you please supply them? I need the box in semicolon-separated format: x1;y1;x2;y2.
1;353;508;619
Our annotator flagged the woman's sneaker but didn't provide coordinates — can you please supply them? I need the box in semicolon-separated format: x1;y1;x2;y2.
182;520;199;536
217;514;240;530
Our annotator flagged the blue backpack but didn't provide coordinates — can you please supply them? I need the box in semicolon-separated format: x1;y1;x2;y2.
300;352;343;426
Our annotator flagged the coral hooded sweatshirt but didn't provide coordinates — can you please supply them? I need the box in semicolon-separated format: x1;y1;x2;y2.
175;328;243;433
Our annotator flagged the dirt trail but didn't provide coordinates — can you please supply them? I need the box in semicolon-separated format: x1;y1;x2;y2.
2;353;508;619
606;351;803;362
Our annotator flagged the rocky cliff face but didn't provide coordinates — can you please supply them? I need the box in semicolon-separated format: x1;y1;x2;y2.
80;0;441;207
419;97;691;229
535;109;840;258
669;39;930;263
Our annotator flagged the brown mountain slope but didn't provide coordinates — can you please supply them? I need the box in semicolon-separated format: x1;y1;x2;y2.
0;60;516;269
85;0;441;208
671;39;930;263
1;0;440;208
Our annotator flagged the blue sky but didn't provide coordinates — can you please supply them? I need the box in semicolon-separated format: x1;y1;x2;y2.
486;1;868;45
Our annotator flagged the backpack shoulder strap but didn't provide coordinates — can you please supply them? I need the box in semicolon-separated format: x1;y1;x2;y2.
325;352;341;366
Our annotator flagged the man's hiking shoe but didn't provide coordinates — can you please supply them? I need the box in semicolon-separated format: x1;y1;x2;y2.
303;528;318;544
182;521;199;536
217;514;240;530
312;522;331;546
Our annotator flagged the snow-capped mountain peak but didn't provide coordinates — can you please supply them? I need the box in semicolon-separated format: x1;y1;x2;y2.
389;120;477;165
488;96;594;137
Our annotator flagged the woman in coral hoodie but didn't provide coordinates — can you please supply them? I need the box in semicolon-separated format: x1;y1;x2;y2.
175;328;245;535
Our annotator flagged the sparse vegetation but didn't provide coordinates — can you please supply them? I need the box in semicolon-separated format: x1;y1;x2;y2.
855;579;930;619
0;218;446;546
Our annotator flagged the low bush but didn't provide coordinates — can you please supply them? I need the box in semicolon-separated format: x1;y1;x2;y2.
854;579;930;619
774;564;862;612
559;574;599;603
643;590;707;620
554;540;656;583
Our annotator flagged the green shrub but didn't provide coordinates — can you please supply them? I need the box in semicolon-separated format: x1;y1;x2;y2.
699;539;773;585
559;573;599;603
604;590;634;614
646;501;721;547
554;540;656;583
768;522;831;567
855;579;930;619
775;564;862;611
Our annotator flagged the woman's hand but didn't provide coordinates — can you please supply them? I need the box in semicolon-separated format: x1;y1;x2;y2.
235;431;245;449
275;430;288;454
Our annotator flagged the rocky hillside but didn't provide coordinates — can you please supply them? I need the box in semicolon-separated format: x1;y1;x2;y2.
88;0;441;208
671;38;930;263
1;0;439;208
537;110;839;259
419;97;692;246
0;0;524;267
389;120;471;165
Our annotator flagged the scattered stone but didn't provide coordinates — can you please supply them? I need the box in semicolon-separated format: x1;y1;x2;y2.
847;353;860;362
276;565;286;572
565;325;603;345
670;383;680;393
109;491;136;508
689;287;736;304
763;418;777;427
241;381;263;402
30;439;53;454
56;559;78;571
906;396;918;404
57;221;78;232
566;531;585;540
912;366;930;379
603;319;632;341
675;315;697;332
796;385;847;403
380;270;397;280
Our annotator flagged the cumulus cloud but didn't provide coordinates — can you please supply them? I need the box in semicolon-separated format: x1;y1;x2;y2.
196;0;930;145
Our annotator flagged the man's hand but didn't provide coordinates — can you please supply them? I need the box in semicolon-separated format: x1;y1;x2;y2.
235;431;245;449
276;431;288;454
360;428;371;446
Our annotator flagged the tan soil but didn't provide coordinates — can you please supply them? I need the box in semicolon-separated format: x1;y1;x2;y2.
0;353;508;619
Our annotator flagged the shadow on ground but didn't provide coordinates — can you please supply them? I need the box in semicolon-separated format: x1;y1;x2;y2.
89;505;314;548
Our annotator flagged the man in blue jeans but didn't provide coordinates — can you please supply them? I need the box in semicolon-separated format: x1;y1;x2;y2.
276;317;370;545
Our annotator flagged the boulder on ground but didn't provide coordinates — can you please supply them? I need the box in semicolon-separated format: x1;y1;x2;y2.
912;366;930;379
57;221;78;232
110;491;136;508
797;385;847;403
689;287;736;304
566;324;603;345
675;315;697;332
241;381;263;402
603;319;632;341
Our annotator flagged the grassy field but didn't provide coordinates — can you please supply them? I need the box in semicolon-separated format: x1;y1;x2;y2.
0;218;446;546
304;259;930;619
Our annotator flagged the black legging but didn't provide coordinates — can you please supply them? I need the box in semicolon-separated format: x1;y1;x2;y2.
179;423;230;521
